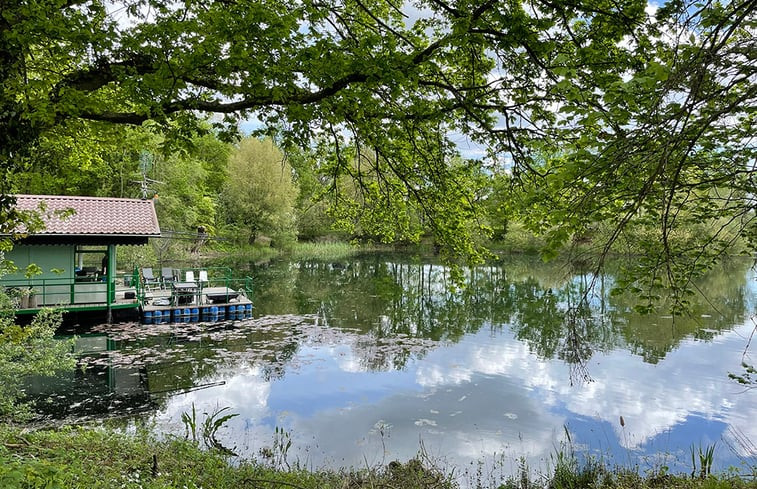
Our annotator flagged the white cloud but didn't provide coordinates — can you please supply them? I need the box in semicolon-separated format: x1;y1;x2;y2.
147;305;757;477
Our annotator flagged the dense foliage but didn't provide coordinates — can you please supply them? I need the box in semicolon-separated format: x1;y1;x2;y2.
0;305;73;418
0;0;754;296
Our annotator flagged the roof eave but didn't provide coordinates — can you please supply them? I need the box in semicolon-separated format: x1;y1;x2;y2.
9;234;159;246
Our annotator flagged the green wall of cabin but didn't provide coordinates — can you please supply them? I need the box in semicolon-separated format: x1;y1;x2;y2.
3;245;74;281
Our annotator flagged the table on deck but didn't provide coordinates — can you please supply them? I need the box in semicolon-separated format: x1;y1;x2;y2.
172;282;199;305
205;288;239;304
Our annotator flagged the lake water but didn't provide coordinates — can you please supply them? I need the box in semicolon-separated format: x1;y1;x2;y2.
26;254;757;485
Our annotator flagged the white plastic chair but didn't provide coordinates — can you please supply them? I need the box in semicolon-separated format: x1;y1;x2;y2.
198;270;208;286
185;270;195;283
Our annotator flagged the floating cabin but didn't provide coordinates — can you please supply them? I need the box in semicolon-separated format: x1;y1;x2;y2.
1;194;252;324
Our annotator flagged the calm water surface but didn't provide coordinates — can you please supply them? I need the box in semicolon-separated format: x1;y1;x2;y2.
27;255;757;483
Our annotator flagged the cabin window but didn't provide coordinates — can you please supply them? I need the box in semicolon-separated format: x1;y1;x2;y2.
74;246;108;282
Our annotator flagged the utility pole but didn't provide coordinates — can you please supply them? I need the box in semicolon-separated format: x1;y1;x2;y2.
132;150;164;199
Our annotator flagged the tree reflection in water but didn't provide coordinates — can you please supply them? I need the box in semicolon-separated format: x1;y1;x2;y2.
250;254;752;380
25;254;754;421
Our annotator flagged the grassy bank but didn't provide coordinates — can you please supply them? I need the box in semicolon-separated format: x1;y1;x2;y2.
205;241;399;265
1;425;755;489
0;424;453;489
286;241;386;261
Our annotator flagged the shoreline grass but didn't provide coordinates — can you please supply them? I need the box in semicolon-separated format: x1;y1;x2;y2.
286;241;376;261
1;424;755;489
204;241;401;265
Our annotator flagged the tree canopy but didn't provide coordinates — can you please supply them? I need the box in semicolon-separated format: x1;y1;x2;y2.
1;0;755;297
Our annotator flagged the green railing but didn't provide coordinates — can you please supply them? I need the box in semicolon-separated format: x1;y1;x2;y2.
124;268;145;304
1;267;252;312
1;276;114;309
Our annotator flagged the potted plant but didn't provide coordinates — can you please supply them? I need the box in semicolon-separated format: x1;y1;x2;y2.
18;287;36;308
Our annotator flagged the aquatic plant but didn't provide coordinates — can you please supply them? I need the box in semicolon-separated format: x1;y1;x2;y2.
691;442;716;478
259;426;293;470
180;402;198;443
202;406;239;455
181;402;238;455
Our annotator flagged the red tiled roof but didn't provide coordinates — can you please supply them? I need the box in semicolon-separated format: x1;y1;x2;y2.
13;194;161;236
